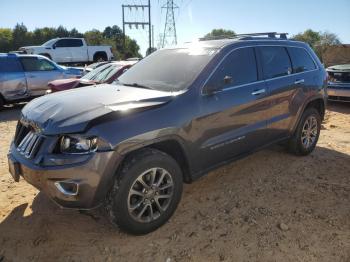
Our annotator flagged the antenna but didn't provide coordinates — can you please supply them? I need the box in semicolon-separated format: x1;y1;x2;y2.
161;0;178;48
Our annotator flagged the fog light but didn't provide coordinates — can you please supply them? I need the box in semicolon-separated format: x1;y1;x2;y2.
55;181;79;196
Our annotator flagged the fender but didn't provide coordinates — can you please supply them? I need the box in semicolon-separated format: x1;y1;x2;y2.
290;92;326;135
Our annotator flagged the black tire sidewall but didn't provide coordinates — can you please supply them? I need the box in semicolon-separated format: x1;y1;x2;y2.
108;150;183;235
294;108;321;155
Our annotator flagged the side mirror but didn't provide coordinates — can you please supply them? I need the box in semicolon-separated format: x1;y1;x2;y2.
203;84;221;95
52;44;56;49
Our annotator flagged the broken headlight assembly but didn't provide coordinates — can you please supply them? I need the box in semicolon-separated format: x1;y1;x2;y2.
60;135;98;154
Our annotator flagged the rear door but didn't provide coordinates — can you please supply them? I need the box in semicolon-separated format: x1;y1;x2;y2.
52;39;72;63
256;46;295;141
197;47;270;170
20;56;63;96
65;39;87;63
0;56;27;100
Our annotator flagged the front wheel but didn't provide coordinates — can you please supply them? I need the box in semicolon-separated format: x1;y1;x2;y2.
105;148;183;235
288;108;321;156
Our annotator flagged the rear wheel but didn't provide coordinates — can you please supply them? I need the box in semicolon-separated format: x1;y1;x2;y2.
105;148;183;235
288;108;321;155
0;96;4;109
94;53;107;62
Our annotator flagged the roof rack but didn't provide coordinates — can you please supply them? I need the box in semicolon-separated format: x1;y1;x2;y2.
199;32;288;41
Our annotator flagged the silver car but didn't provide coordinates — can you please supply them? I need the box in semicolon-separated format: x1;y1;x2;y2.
0;53;81;108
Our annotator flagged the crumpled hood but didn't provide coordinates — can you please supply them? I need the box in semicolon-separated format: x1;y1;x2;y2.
21;84;178;135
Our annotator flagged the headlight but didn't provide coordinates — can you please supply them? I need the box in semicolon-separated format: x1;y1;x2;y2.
60;135;97;154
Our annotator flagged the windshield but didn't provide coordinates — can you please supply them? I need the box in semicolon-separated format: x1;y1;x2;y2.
42;39;58;47
117;46;218;92
82;63;121;83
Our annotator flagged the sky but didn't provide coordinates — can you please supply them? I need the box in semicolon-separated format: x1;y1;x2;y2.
0;0;349;56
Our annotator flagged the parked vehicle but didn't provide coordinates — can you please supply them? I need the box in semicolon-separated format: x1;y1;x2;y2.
84;61;111;73
0;53;81;108
8;33;327;235
326;64;350;102
19;38;114;64
47;61;136;93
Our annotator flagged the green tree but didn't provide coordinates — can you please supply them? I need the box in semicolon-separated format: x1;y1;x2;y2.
0;28;13;52
12;23;29;49
204;29;236;39
292;29;341;61
0;23;142;61
84;29;104;45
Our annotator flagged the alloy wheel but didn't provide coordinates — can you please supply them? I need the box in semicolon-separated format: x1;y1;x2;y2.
127;167;174;223
301;115;318;149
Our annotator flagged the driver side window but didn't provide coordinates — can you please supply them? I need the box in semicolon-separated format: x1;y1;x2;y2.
207;47;258;90
20;57;56;71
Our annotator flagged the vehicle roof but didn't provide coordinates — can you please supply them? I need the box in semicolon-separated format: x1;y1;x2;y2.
169;36;308;50
0;53;53;59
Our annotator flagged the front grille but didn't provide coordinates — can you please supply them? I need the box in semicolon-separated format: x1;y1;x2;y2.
14;122;43;159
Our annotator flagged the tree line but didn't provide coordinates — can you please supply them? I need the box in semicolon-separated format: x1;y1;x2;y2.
0;23;142;59
204;29;342;62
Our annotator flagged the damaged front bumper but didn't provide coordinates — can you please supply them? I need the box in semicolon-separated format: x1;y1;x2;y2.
7;142;121;209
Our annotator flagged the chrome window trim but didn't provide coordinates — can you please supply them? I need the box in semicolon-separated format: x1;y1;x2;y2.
201;44;319;95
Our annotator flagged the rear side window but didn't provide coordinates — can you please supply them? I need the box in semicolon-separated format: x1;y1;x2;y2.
20;57;57;71
259;46;292;79
287;47;317;73
55;39;83;47
0;57;23;72
67;39;83;47
207;47;258;89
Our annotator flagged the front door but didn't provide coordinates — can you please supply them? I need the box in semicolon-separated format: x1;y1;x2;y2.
194;47;270;171
52;39;72;63
64;39;87;63
0;56;27;100
20;56;62;96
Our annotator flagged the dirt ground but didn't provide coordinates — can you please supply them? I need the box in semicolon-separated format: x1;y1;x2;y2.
0;102;349;262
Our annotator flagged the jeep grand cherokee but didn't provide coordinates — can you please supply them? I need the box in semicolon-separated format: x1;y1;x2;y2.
8;33;327;235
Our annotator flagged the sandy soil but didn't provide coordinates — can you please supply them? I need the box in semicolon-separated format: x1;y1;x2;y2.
0;103;349;262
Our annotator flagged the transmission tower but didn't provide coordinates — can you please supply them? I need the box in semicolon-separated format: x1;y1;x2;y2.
161;0;178;48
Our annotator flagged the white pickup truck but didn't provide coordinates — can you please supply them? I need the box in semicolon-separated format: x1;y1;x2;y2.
19;38;114;64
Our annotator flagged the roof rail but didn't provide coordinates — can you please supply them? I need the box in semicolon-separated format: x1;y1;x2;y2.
199;32;288;41
236;32;288;39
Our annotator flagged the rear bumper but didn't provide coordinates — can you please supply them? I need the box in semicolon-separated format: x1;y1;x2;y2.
8;142;121;209
327;82;350;101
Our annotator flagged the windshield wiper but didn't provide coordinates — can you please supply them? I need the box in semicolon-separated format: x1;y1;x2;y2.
118;81;153;90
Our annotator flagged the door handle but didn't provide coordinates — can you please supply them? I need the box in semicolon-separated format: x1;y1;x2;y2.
251;88;266;96
27;75;36;78
294;79;305;85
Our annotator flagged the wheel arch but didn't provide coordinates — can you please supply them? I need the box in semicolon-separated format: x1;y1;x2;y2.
93;51;108;61
292;96;326;134
116;137;193;183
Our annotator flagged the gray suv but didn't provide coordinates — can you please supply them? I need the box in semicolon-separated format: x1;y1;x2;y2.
8;33;327;234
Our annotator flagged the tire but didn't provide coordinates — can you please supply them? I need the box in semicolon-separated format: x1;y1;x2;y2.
105;148;183;235
288;107;321;156
0;96;4;110
94;53;107;62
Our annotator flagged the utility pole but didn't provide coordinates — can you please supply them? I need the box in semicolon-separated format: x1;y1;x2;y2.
122;1;152;54
161;0;178;48
152;25;155;49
